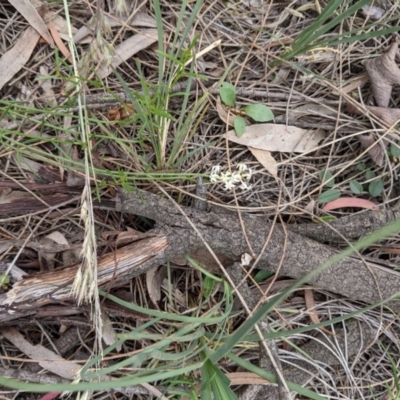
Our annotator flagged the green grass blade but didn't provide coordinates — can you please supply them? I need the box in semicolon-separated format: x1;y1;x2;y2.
309;0;371;43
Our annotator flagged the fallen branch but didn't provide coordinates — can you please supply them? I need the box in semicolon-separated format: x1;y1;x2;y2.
0;235;167;322
2;188;400;322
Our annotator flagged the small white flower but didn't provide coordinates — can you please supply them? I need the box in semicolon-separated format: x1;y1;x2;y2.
211;165;221;174
209;163;253;191
224;180;236;191
237;163;247;173
239;182;252;190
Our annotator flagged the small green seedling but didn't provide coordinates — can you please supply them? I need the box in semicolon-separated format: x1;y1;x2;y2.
318;189;340;204
349;167;384;198
219;82;274;136
318;169;340;203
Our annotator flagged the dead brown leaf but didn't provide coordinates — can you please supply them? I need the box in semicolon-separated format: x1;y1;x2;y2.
0;26;40;91
304;288;333;336
364;41;400;108
322;197;377;211
226;124;326;153
357;133;386;166
102;313;121;352
73;13;156;44
97;29;158;79
146;265;167;305
8;0;54;46
1;327;81;379
248;147;278;178
226;372;271;386
48;19;72;62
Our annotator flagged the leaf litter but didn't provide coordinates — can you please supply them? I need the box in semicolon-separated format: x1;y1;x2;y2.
226;124;326;176
347;41;400;166
2;1;400;399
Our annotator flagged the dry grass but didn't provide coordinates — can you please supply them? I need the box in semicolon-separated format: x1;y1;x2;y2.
1;0;400;399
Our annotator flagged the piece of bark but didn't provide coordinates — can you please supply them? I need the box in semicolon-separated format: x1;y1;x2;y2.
0;193;80;215
288;203;400;242
95;189;400;313
364;41;400;108
0;235;167;322
0;181;82;193
3;189;400;322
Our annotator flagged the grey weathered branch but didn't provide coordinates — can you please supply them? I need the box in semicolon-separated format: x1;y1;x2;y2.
2;188;400;322
99;188;400;312
288;202;400;242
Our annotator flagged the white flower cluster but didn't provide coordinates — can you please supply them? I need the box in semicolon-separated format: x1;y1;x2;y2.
210;163;252;191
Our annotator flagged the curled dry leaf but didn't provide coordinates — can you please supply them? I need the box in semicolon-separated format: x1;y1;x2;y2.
1;327;82;379
347;103;400;126
357;133;386;166
364;41;400;108
322;197;378;211
146;265;167;305
248;147;278;178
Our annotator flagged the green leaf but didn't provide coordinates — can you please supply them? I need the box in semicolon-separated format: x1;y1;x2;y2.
243;104;274;122
253;270;274;283
365;170;375;180
234;116;246;136
390;143;400;158
369;180;384;197
356;162;366;171
220;82;236;107
349;180;363;195
319;170;334;188
318;189;340;204
203;276;215;299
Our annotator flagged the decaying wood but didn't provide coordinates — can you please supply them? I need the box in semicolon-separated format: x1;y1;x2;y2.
3;185;400;323
288;202;400;242
96;189;400;312
0;235;167;322
0;193;80;215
